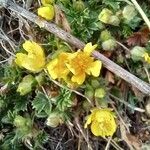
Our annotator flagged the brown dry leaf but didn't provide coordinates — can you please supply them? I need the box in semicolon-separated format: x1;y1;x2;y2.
54;5;71;32
127;27;149;46
132;86;145;101
0;84;8;95
120;123;141;150
126;133;142;150
44;85;59;98
105;71;115;84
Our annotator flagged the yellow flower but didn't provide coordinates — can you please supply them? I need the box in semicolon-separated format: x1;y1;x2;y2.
15;41;45;72
38;5;55;21
66;43;102;85
47;52;70;80
84;108;117;137
143;52;150;63
41;0;54;6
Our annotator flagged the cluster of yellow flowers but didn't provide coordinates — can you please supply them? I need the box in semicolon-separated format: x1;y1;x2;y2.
37;0;55;21
15;41;117;137
15;41;102;85
47;43;102;85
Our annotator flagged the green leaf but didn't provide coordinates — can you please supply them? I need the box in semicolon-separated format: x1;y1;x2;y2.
34;131;49;149
14;96;29;112
32;92;52;117
103;0;120;10
56;89;73;111
1;65;21;84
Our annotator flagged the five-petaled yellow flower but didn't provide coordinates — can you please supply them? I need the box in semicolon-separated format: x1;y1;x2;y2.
84;108;117;137
47;52;70;80
15;41;45;72
143;52;150;63
66;43;102;85
38;5;55;21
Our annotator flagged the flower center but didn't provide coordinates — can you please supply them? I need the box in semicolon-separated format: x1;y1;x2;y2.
72;52;93;73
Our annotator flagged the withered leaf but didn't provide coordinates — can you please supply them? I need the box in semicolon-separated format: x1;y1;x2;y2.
127;28;149;46
105;71;115;84
54;5;71;33
120;123;141;150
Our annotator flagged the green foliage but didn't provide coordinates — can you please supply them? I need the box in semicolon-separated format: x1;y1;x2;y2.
102;0;120;10
56;88;73;111
0;64;22;84
60;4;103;42
14;96;29;112
32;91;52;117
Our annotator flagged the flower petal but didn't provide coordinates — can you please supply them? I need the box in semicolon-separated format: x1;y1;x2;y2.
47;59;58;79
66;63;76;74
16;41;45;72
71;73;85;85
91;121;102;136
23;41;33;53
37;5;55;21
15;53;27;67
83;43;97;55
143;52;150;63
84;115;92;128
88;60;102;77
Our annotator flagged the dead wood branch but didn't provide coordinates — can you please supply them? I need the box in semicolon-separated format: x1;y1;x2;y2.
1;0;150;95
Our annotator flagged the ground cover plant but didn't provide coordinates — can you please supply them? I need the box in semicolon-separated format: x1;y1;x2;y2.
0;0;150;149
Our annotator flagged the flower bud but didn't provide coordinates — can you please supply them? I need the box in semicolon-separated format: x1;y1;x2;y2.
94;88;106;98
91;79;100;89
83;100;91;111
109;15;120;26
98;8;113;24
14;115;26;128
38;5;55;21
123;5;137;21
17;75;35;95
46;112;64;127
85;90;94;100
35;73;45;85
131;46;146;61
100;30;112;42
102;39;117;51
73;0;85;11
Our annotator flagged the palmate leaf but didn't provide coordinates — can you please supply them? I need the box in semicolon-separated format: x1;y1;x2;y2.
14;95;29;112
32;92;52;117
0;132;25;150
56;89;73;111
